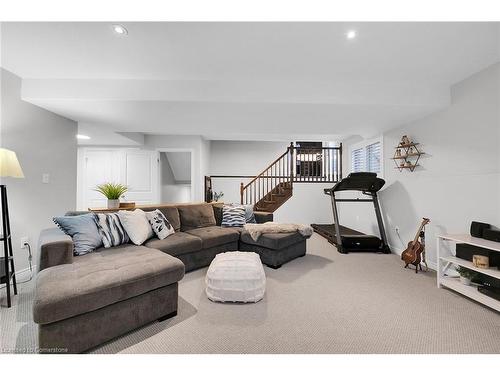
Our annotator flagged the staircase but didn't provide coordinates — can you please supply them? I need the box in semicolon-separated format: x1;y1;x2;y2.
240;143;342;212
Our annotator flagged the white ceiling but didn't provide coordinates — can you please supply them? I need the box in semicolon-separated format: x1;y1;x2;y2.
2;22;499;141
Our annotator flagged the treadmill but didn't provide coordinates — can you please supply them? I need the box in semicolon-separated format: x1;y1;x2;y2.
312;172;390;254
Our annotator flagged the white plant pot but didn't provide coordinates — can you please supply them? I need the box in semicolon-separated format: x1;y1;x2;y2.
459;276;471;286
107;199;120;209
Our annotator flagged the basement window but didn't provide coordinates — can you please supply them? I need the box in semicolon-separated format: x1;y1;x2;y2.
350;137;383;177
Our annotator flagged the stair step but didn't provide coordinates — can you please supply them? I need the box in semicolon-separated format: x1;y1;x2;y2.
263;200;275;204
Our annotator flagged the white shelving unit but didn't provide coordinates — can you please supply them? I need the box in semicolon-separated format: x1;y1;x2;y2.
437;234;500;312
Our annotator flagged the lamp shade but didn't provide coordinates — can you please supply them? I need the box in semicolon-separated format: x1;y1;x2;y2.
0;148;24;178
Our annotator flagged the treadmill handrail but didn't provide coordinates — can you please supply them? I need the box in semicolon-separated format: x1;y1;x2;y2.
324;172;385;194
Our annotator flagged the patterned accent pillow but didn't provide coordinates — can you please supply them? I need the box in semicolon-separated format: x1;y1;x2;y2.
228;204;257;223
53;213;102;255
146;209;175;240
94;213;129;248
221;205;246;227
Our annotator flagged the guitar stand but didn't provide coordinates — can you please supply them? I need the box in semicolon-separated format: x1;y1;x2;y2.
405;262;423;274
419;228;429;271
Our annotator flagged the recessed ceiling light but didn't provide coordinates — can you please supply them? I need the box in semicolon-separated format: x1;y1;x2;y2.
346;30;357;40
76;134;91;140
112;24;128;35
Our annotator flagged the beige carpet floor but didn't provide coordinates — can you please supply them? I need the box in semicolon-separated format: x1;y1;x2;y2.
1;233;499;354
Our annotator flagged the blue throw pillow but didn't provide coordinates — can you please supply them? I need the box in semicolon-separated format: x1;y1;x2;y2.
243;204;257;223
53;213;102;255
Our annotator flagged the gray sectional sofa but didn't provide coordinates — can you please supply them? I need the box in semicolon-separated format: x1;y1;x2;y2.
34;202;308;353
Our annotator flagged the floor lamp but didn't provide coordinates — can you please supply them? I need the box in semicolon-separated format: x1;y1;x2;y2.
0;148;24;308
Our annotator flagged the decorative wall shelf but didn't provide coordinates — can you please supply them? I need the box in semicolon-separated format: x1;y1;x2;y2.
391;135;424;172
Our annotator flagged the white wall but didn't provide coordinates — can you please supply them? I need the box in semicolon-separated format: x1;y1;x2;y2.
160;152;191;203
144;134;207;202
200;137;211;200
165;152;191;182
209;140;335;224
340;63;500;269
1;69;77;274
209;140;288;205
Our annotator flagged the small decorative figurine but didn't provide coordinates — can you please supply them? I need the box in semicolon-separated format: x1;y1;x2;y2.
401;135;410;145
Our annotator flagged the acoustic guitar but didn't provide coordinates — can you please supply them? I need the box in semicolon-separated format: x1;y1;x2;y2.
401;218;430;272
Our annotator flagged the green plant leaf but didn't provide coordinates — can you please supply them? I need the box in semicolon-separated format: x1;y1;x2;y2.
94;183;128;200
455;265;478;280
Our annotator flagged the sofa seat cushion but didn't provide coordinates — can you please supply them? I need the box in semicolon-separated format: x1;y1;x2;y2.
186;226;240;249
144;232;202;256
33;245;185;325
240;230;305;250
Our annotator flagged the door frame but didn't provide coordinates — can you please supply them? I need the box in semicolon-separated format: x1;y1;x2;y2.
156;148;195;203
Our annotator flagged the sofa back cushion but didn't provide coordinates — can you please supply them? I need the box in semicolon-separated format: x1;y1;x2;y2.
178;203;216;231
213;205;223;226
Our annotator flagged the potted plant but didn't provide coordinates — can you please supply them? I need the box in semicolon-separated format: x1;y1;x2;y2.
455;266;478;286
95;183;128;209
213;191;224;202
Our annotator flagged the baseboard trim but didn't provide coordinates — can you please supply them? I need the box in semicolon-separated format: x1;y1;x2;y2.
14;265;37;282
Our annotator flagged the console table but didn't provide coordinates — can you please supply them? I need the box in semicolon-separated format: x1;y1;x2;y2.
437;234;500;312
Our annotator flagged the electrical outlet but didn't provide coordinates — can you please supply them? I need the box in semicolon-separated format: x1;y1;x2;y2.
20;236;29;249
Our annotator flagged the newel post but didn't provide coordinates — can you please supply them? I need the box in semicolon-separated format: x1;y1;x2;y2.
240;182;244;204
289;142;294;185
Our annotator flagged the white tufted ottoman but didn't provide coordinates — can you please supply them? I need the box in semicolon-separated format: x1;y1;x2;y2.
205;251;266;303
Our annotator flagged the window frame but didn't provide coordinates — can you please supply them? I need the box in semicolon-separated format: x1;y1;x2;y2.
348;136;384;178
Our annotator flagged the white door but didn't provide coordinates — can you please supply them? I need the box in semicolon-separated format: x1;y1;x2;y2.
83;149;122;210
121;150;160;206
80;148;160;210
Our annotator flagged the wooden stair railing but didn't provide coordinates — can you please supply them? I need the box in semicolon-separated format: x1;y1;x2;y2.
240;144;294;212
240;143;342;213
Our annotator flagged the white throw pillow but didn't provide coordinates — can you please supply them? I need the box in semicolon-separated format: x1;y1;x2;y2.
117;209;154;245
146;209;175;240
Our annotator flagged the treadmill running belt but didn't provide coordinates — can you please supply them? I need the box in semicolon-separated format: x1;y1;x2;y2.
311;224;363;245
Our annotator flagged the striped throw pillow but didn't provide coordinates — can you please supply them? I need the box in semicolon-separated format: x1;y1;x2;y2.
94;213;130;248
228;204;256;223
221;205;246;227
